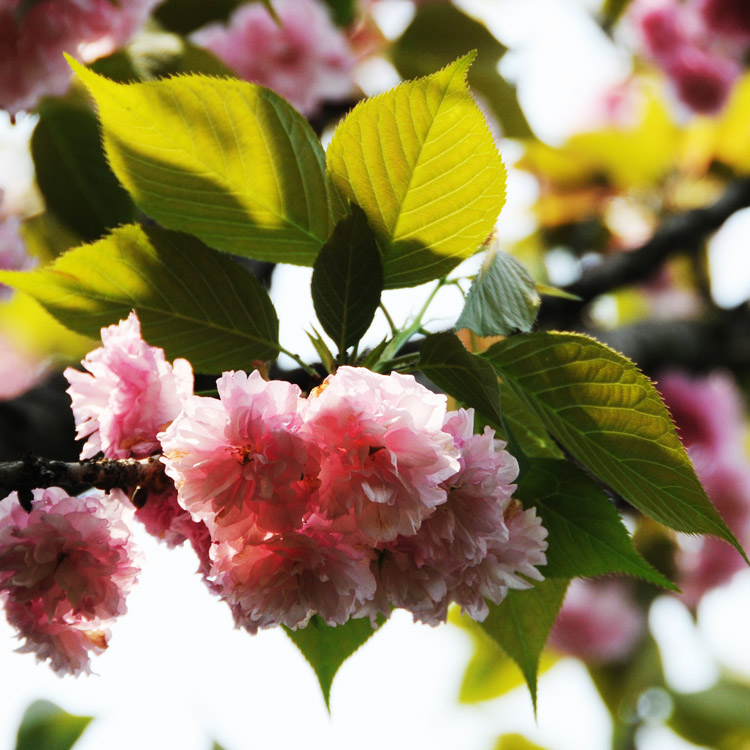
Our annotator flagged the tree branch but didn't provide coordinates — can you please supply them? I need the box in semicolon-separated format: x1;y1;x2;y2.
0;455;170;503
539;177;750;326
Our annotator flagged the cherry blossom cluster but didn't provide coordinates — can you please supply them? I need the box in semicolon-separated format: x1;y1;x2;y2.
0;0;160;114
632;0;750;114
0;487;140;675
1;312;548;673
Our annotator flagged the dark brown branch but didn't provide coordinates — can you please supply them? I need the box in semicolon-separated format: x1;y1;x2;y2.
539;177;750;326
0;455;169;502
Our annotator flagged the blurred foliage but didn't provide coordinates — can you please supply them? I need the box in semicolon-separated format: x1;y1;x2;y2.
14;700;92;750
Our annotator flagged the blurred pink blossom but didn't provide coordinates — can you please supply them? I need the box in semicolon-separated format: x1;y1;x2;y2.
65;311;193;461
191;0;356;116
0;487;140;675
0;0;161;115
549;579;645;662
667;47;739;114
698;0;750;41
302;366;460;542
0;191;35;300
657;371;750;604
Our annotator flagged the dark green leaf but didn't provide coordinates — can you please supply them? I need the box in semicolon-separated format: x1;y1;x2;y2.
391;3;532;139
483;332;748;561
311;205;383;356
600;0;634;32
477;578;569;711
320;0;357;26
15;700;92;750
154;0;244;34
418;331;503;427
456;249;541;336
283;615;381;710
0;224;279;372
32;100;135;241
517;458;677;589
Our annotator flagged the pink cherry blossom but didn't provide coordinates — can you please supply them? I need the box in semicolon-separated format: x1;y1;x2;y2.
549;579;645;663
698;0;750;41
160;369;318;539
0;487;140;675
666;47;738;114
302;367;460;542
370;409;547;624
0;0;160;115
191;0;356;116
212;517;376;633
635;0;690;65
65;312;194;461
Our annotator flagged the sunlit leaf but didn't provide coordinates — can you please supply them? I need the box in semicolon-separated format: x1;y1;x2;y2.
327;53;506;288
70;57;331;265
0;224;279;372
474;579;569;710
283;615;381;710
391;3;532;138
15;700;92;750
311;204;383;356
494;735;550;750
32;100;135;242
418;331;503;427
517;458;677;589
456;248;541;336
483;333;747;560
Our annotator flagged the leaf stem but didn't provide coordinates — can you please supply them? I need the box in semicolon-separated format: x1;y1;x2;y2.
277;345;319;377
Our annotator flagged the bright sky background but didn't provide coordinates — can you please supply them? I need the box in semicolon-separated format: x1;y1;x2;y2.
2;2;750;749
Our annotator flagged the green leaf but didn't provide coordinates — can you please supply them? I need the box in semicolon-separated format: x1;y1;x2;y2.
31;100;135;242
320;0;357;26
498;381;562;459
0;224;279;372
69;58;331;265
418;331;503;427
154;0;243;34
600;0;634;32
283;615;380;710
476;578;569;710
311;204;383;357
451;608;559;704
483;332;748;561
306;326;335;373
15;700;92;750
327;53;506;288
456;248;541;336
391;3;532;139
494;735;550;750
517;458;676;589
669;680;750;749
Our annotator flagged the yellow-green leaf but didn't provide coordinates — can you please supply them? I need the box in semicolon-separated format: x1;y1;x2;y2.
0;224;279;372
327;53;506;288
483;332;747;560
69;57;331;265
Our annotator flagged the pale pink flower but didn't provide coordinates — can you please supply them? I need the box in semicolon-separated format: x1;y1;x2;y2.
191;0;355;116
212;517;376;632
0;487;140;675
0;0;161;115
370;409;547;625
65;312;193;460
0;332;43;399
302;367;460;542
160;370;317;539
635;0;689;64
549;579;645;663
